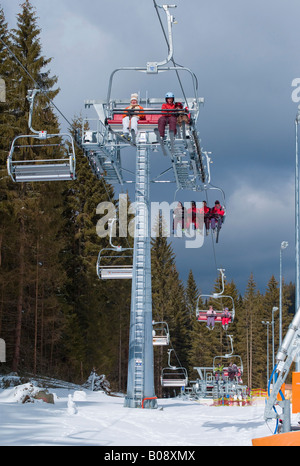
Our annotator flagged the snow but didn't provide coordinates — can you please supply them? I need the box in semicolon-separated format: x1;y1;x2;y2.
0;381;278;447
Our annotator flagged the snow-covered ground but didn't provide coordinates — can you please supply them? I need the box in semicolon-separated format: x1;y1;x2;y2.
0;381;277;447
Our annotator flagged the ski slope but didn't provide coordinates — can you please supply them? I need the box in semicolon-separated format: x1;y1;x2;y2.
0;381;277;447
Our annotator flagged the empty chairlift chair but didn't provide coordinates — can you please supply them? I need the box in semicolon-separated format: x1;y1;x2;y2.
7;89;76;183
96;246;133;279
152;321;170;346
96;218;133;280
161;349;188;388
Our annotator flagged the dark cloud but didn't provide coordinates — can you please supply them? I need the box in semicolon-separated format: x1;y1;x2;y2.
3;0;300;295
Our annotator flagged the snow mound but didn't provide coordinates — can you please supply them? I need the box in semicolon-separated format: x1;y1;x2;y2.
73;390;87;401
0;383;40;403
0;382;55;404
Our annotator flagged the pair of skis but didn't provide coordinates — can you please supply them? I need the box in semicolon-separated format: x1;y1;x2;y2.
154;128;175;157
109;126;136;146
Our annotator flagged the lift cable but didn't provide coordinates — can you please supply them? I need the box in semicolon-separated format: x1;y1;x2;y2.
0;36;73;130
152;3;224;279
0;36;133;250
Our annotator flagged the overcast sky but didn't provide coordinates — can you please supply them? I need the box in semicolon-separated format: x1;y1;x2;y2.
3;0;300;298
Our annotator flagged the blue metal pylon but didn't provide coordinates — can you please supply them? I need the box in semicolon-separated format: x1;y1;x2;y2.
124;141;157;408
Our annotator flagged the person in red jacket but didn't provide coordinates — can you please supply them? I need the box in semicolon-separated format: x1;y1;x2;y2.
200;200;211;235
158;92;178;138
186;201;203;230
210;200;225;231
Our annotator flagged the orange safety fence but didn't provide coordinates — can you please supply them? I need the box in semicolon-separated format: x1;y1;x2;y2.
251;388;268;397
252;431;300;446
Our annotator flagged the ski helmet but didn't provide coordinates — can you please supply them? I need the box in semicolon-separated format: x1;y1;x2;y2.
165;92;175;100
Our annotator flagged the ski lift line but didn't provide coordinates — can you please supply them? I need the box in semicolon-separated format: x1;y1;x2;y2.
0;37;74;131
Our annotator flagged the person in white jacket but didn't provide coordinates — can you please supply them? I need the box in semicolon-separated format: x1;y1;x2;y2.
122;93;145;140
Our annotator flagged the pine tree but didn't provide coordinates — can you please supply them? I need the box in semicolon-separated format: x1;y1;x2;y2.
0;5;17;171
57;115;133;385
151;232;188;396
0;1;69;374
235;274;259;388
185;270;198;326
235;274;282;389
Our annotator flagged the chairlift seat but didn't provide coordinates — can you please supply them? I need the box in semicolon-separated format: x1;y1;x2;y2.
107;112;162;132
161;375;188;387
161;378;188;387
7;131;76;183
97;265;133;280
161;367;188;387
153;335;169;346
152;321;170;346
9;158;75;182
220;367;242;378
196;311;232;323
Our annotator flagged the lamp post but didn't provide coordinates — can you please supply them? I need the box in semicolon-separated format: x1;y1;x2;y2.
295;107;300;371
279;241;288;347
272;307;279;383
262;320;271;387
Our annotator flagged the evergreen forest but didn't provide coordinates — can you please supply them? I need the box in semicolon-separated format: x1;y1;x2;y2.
0;2;296;394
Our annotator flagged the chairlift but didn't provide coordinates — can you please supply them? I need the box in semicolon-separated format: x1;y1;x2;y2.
213;356;244;382
152;321;170;346
196;269;235;324
7;89;76;182
96;218;133;280
80;4;210;190
171;186;226;242
161;349;188;387
213;335;244;382
196;295;235;325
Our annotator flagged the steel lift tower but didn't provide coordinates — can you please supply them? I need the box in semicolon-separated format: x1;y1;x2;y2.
79;4;212;408
8;3;213;409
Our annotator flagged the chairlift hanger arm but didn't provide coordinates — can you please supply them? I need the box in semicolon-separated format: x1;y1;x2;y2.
151;3;177;67
27;89;57;138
